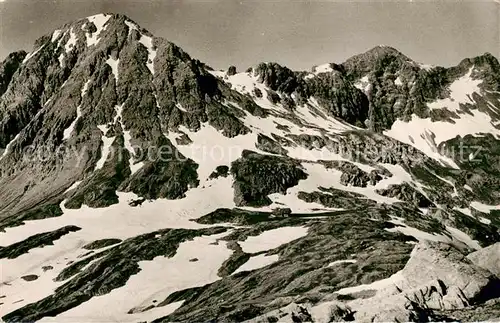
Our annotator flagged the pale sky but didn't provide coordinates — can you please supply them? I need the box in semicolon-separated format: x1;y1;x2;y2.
0;0;498;71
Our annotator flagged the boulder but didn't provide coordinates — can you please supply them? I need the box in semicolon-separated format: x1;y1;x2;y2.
467;243;500;277
402;241;497;306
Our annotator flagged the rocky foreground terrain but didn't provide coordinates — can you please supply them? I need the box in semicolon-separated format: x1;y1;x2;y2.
0;13;499;322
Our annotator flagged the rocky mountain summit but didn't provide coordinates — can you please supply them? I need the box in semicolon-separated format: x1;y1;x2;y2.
0;13;499;322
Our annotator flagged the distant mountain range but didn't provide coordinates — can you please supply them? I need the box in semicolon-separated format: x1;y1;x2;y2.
0;13;499;322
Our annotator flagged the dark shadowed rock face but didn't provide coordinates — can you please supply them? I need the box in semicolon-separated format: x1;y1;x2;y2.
0;51;27;98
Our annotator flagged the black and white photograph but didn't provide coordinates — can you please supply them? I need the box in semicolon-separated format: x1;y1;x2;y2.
0;0;499;322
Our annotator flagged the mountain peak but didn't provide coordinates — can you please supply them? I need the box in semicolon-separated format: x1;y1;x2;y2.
344;45;410;65
366;44;406;56
340;45;414;77
35;13;152;52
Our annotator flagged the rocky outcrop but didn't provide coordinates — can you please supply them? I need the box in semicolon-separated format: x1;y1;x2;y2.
255;133;288;155
20;274;39;282
0;203;63;232
82;238;122;250
432;298;500;322
441;134;500;206
401;241;499;307
320;160;388;187
376;183;434;208
306;72;369;127
208;165;230;180
217;241;250;277
254;62;305;96
231;150;308;207
0;51;27;97
298;188;377;209
468;243;500;277
246;240;500;323
0;225;81;259
342;241;500;321
195;208;274;225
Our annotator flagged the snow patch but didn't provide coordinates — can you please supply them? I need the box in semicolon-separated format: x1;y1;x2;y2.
62;107;81;139
176;102;187;112
384;109;499;168
81;80;91;96
327;259;357;267
22;45;45;64
233;254;280;274
139;34;156;75
63;80;91;140
394;76;403;86
354;75;371;93
58;53;65;67
165;124;256;185
64;181;82;193
304;163;402;204
106;56;119;82
125;20;138;33
428;67;482;113
239;226;309;254
51;29;63;42
123;131;144;174
431;172;458;197
383;67;499;167
418;63;435;71
479;217;491;225
83;14;111;47
249;162;402;214
387;217;481;251
313;63;334;74
464;184;473;192
335;270;405;295
470;201;500;213
0;133;20;159
0;174;238;314
304;73;315;80
95;125;114;170
302;97;358;133
64;28;77;53
214;70;290;114
112;103;143;174
1;241;74;315
453;207;472;217
445;226;482;250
